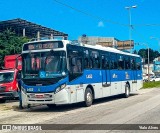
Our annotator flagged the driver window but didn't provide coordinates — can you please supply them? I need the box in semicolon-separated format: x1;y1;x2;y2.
71;57;82;73
45;56;60;72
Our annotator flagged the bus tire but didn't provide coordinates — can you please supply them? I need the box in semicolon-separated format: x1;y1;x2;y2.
84;88;93;107
124;84;130;98
27;104;31;108
47;104;56;109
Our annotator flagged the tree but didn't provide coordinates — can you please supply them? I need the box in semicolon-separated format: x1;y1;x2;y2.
0;29;29;67
138;48;160;64
133;50;137;54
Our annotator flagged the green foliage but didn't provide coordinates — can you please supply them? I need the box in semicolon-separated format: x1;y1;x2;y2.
138;48;160;64
143;81;160;89
0;29;29;67
133;50;137;54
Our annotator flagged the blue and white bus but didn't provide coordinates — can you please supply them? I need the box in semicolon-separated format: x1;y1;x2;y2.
20;39;143;108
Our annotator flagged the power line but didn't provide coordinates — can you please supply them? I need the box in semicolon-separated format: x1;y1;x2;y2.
134;24;160;27
53;0;128;27
54;0;160;28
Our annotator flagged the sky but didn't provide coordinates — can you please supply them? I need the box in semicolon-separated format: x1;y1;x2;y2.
1;0;160;51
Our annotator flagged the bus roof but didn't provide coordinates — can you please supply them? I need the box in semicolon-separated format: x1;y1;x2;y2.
22;39;140;58
82;43;140;57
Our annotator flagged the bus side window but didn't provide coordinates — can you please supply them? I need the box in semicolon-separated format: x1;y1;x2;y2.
110;53;117;69
90;58;94;69
125;56;130;70
84;49;90;69
71;57;82;73
102;55;105;69
95;58;100;68
131;58;136;70
136;57;141;70
84;58;89;69
90;50;100;69
76;58;82;73
102;55;110;69
118;54;124;70
110;56;114;69
105;54;110;69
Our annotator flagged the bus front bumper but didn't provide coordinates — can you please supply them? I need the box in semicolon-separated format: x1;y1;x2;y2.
21;89;70;105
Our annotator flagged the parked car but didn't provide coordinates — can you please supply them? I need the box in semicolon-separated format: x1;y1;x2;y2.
143;76;148;82
150;76;160;82
0;55;21;103
143;74;149;82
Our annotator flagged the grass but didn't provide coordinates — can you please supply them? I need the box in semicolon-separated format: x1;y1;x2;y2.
143;81;160;89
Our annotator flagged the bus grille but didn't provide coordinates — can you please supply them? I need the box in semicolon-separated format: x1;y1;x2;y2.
29;99;52;102
23;78;62;86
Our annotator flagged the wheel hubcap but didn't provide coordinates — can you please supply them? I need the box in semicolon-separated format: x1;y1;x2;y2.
87;92;92;103
126;87;129;95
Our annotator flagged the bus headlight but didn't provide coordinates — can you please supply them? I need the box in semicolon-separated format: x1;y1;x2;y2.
60;84;66;89
55;84;66;94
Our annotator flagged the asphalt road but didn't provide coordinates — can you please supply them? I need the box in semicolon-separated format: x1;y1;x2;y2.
0;88;160;133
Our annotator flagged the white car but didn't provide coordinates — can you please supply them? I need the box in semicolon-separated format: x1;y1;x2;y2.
150;76;160;82
143;75;148;82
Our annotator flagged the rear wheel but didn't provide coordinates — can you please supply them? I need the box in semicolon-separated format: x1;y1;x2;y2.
84;88;93;107
124;84;130;98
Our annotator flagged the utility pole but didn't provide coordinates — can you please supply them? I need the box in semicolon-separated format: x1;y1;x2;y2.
147;46;150;81
135;43;150;81
125;5;137;53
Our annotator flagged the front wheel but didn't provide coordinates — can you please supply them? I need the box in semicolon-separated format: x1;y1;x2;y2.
84;88;93;107
124;84;130;98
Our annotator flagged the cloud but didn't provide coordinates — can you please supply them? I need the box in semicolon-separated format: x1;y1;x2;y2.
98;21;104;27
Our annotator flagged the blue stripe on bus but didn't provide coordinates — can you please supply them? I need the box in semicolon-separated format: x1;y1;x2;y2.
22;69;142;93
68;69;142;85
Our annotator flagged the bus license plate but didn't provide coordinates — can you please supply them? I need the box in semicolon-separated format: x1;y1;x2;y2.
35;94;44;98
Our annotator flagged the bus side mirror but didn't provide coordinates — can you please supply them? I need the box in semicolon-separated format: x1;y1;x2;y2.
17;71;21;80
16;54;22;71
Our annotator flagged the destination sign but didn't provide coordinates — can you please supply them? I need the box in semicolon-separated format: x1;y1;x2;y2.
23;41;63;51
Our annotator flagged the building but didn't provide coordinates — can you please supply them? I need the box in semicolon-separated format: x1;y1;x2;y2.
78;36;134;50
0;18;68;39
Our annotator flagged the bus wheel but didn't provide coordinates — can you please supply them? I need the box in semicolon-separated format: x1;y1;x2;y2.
47;104;56;109
124;84;130;98
84;88;93;107
27;104;31;108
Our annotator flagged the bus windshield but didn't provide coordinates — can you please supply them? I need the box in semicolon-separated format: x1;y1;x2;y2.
22;51;67;79
0;72;14;83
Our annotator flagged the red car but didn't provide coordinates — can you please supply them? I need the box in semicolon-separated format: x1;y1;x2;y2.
0;54;21;103
0;69;19;103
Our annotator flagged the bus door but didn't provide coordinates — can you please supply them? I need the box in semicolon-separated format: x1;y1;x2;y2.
67;45;84;103
131;58;137;91
101;54;111;97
